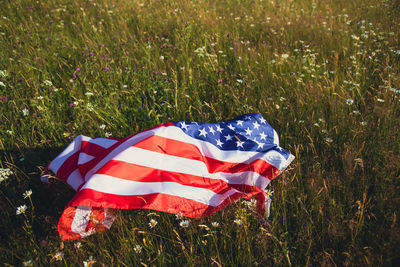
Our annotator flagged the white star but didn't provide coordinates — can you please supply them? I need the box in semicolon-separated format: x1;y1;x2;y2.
199;128;207;137
227;124;235;131
236;139;244;148
216;125;223;133
216;139;224;147
245;127;253;136
253;121;260;129
180;121;189;130
260;118;266;124
224;134;233;141
255;140;264;149
236;120;244;126
208;126;215;134
260;131;267;140
244;115;251;120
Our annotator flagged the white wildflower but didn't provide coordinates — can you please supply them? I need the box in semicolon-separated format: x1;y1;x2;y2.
83;256;96;267
105;132;112;138
74;242;82;249
0;81;5;87
244;199;257;210
86;103;94;111
325;137;333;143
16;205;27;215
42;80;53;87
99;124;106;130
377;98;385;102
134;245;142;254
175;212;183;220
0;70;8;78
233;219;243;225
346;98;354;105
53;252;64;261
23;189;32;199
148;219;158;228
179;220;190;228
0;168;13;183
23;260;33;266
211;222;219;228
22;108;29;116
265;189;273;218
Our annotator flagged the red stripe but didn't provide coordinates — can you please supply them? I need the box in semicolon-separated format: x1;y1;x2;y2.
68;188;264;218
58;206;81;240
81;140;110;156
56;152;79;181
78;140;122;178
96;160;262;194
132;134;280;179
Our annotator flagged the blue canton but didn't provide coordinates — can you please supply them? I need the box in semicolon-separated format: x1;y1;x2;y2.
173;113;291;160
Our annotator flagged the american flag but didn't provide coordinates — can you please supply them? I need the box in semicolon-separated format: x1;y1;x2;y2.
43;113;294;240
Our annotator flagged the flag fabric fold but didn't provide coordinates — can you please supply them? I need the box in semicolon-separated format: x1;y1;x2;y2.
44;113;294;240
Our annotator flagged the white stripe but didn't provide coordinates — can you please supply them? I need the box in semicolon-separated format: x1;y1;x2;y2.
70;206;91;233
82;174;238;207
88;138;117;148
273;129;279;145
49;135;89;174
78;153;95;165
66;169;84;191
112;146;270;189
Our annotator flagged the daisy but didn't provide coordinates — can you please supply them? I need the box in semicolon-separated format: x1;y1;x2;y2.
148;219;158;228
265;189;273;198
175;212;183;220
179;220;190;228
134;245;142;254
83;256;96;267
23;260;33;266
16;205;27;215
233;219;242;225
53;252;64;261
23;189;32;199
211;222;219;228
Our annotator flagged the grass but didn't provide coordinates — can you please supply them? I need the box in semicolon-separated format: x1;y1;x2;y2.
0;0;399;265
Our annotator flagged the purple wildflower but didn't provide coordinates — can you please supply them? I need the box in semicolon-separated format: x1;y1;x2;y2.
1;96;7;101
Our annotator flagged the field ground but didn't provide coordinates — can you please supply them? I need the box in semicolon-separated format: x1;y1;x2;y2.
0;0;399;266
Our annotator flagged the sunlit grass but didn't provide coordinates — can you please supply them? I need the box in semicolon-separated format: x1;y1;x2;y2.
0;0;399;265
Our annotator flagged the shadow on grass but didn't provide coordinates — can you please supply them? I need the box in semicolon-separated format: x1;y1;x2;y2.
0;146;75;244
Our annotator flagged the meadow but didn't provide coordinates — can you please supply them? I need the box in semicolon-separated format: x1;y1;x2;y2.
0;0;399;265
